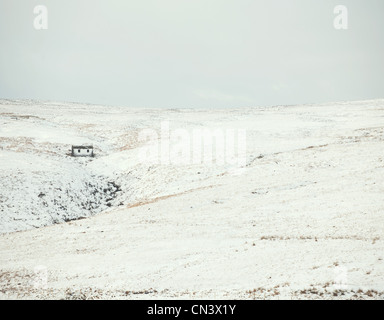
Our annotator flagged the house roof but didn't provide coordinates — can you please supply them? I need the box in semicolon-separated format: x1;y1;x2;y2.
71;145;93;149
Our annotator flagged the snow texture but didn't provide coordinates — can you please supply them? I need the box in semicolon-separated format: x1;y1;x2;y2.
0;99;383;299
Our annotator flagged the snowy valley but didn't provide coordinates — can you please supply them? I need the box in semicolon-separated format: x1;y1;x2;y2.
0;99;383;299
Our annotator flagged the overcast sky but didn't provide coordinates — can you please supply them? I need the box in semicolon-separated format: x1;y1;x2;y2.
0;0;383;108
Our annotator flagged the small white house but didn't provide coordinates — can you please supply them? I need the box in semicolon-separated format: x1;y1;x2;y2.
71;145;94;157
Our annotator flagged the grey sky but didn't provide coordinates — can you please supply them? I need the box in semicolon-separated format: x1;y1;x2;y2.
0;0;383;108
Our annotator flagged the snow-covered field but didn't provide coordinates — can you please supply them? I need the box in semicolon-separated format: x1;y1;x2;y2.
0;99;383;299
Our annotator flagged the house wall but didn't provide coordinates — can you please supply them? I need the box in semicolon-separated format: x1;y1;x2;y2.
72;148;93;157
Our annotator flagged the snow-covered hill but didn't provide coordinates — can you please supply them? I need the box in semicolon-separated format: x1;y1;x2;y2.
0;99;383;299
